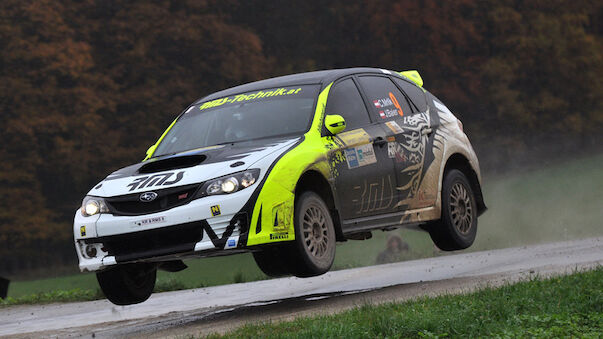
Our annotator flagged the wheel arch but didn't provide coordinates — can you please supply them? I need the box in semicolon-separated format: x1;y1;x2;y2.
294;170;345;241
442;153;487;215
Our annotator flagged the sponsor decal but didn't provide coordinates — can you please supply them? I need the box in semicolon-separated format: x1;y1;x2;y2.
379;108;398;119
226;238;237;248
80;226;86;237
345;144;377;169
373;97;394;108
336;128;371;146
139;191;158;202
199;87;303;110
270;232;289;240
356;144;377;166
127;171;185;191
210;205;221;217
272;202;292;232
344;148;360;168
385;121;404;134
352;175;395;214
133;216;166;227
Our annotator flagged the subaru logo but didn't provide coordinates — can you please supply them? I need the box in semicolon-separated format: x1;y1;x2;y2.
139;192;158;202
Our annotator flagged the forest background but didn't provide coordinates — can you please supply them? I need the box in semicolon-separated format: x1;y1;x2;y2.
1;0;601;276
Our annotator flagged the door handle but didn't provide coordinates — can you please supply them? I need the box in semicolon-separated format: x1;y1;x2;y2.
372;137;388;147
421;128;433;136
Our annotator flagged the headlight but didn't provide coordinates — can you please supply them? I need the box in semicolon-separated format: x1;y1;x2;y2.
221;177;239;193
200;169;260;196
81;196;109;217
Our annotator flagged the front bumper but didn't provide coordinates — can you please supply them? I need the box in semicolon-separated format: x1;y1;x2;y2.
73;189;253;272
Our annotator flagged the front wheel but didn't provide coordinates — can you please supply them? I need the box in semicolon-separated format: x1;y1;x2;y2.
252;246;291;277
289;191;336;277
428;169;478;251
96;264;156;305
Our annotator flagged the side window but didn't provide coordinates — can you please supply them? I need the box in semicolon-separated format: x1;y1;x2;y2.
325;78;371;130
357;76;412;121
393;78;428;112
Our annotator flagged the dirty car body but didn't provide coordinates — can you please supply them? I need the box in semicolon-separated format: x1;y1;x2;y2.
74;68;486;305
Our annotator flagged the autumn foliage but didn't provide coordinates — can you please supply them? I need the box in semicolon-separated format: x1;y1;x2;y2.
0;0;601;275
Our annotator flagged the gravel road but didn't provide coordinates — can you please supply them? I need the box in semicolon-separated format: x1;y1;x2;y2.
1;237;601;338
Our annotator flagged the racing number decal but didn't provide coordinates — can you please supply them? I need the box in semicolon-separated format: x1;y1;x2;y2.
389;92;404;117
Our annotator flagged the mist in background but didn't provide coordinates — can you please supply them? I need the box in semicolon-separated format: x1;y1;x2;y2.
0;0;602;279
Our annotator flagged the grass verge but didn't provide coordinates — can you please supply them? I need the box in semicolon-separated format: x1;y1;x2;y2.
208;267;603;338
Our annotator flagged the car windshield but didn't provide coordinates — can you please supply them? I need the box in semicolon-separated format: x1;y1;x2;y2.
153;85;320;157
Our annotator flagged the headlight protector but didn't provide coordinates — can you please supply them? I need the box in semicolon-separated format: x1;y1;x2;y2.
81;196;109;217
199;169;260;197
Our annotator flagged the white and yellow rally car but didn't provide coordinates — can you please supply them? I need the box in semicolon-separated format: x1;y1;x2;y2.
74;68;486;305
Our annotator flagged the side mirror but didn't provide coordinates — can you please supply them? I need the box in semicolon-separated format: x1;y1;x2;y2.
325;115;346;135
144;144;157;161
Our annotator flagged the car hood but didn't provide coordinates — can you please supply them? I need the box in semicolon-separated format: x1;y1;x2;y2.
88;137;300;197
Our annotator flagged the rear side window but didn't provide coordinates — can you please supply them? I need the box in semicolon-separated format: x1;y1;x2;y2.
393;78;428;112
357;76;412;121
325;78;371;129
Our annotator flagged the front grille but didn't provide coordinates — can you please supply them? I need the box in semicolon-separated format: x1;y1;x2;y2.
105;184;201;216
96;221;205;262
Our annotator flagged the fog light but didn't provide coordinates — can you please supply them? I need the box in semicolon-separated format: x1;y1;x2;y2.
85;245;97;258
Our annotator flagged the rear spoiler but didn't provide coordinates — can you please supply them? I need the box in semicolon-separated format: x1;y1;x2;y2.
398;70;423;88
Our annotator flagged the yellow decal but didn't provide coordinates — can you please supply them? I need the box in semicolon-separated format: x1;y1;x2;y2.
335;128;371;147
272;202;293;232
80;226;86;237
199;87;303;110
210;205;221;217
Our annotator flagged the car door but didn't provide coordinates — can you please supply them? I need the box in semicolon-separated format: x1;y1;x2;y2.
356;75;434;214
324;77;398;221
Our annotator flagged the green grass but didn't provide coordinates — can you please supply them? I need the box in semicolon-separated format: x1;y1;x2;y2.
3;153;602;303
208;268;603;338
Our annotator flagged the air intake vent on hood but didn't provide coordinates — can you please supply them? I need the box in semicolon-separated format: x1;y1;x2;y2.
139;155;206;174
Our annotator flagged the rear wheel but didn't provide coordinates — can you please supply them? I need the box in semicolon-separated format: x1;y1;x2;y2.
289;191;336;277
96;264;156;305
429;169;478;251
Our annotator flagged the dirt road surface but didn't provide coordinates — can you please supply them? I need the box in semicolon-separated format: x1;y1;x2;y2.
1;237;601;338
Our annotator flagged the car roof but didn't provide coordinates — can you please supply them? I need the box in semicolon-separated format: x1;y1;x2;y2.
194;67;393;103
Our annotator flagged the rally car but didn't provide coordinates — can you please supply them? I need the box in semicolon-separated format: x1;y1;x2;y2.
74;68;486;305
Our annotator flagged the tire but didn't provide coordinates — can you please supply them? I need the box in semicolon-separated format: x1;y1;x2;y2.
96;264;156;305
252;246;291;277
289;191;336;277
429;169;478;251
